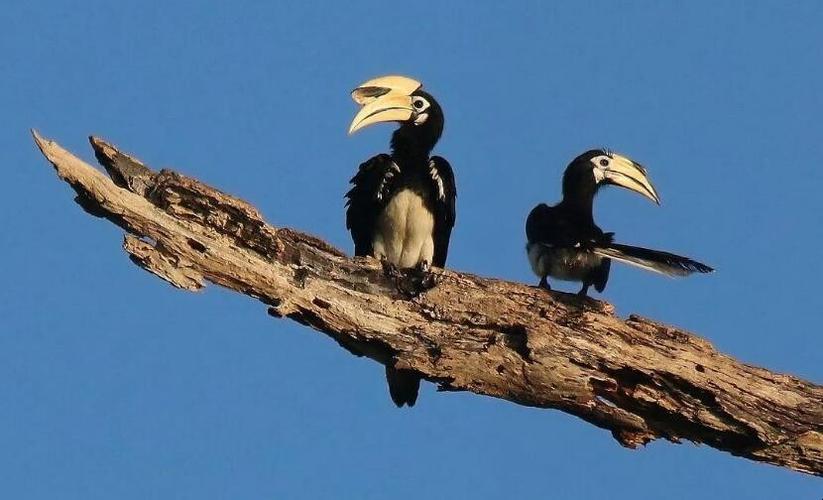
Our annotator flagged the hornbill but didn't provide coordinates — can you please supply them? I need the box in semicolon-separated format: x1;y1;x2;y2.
345;75;456;407
526;149;712;296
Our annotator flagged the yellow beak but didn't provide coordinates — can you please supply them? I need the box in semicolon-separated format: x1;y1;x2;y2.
600;154;661;205
348;93;415;134
350;75;421;105
348;75;422;134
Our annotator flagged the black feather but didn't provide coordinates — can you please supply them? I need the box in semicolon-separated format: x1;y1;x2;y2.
594;243;714;276
345;154;398;257
429;156;457;267
385;366;421;407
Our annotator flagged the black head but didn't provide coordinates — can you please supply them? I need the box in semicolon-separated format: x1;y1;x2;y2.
348;75;444;158
561;149;660;207
391;89;444;157
562;149;606;201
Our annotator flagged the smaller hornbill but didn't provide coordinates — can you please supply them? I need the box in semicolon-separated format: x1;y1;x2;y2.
345;75;456;407
526;150;712;296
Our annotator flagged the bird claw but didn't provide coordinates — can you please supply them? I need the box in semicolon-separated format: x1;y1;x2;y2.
382;259;437;298
417;260;431;274
381;259;401;278
418;262;437;291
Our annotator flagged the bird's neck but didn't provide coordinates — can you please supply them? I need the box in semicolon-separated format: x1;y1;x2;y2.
560;186;597;222
390;123;438;163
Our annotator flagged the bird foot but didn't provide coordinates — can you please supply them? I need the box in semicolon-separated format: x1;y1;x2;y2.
382;259;437;298
381;259;401;278
533;276;551;292
417;259;431;274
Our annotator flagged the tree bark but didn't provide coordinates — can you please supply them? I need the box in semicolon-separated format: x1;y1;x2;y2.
32;131;823;477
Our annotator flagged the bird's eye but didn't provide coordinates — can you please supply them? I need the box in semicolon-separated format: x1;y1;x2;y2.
413;99;425;109
599;158;609;167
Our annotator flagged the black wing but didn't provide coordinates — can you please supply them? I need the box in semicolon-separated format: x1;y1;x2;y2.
526;203;612;291
527;204;575;248
345;154;400;257
526;204;609;248
428;156;457;267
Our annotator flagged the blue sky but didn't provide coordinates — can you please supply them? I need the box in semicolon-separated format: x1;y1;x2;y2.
2;1;821;498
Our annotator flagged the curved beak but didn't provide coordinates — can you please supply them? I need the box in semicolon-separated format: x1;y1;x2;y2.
348;75;422;134
348;93;415;135
600;154;661;205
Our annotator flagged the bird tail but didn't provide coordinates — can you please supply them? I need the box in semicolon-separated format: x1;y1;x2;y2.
592;243;714;277
385;366;421;408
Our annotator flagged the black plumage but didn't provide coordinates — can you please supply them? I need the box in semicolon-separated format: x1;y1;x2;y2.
526;149;712;296
346;82;456;406
345;153;455;268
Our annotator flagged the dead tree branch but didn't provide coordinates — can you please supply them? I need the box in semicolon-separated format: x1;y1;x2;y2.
32;131;823;476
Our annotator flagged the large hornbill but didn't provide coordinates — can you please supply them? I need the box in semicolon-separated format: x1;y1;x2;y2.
526;149;712;296
345;75;456;407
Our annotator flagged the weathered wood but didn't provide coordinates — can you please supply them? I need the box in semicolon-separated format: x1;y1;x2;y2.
33;131;823;476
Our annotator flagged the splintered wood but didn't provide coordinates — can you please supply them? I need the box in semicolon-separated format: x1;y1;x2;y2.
33;131;823;476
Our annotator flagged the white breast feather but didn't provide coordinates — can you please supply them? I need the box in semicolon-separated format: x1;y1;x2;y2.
527;243;602;282
373;189;435;268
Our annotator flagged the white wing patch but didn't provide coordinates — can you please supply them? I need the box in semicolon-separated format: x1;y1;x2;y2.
429;160;446;201
591;248;684;277
375;161;401;201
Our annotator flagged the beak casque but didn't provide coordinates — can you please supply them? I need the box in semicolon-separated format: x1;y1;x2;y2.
350;75;422;105
602;154;661;205
348;75;422;134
